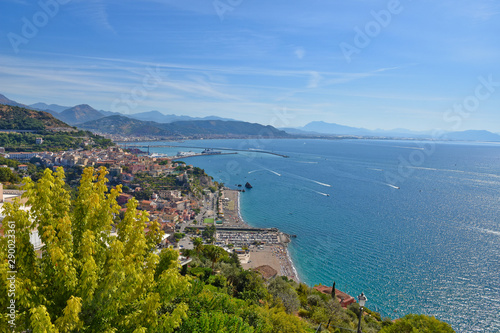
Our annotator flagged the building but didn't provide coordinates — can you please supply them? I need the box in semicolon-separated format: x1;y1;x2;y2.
36;137;44;144
254;265;278;280
7;152;38;161
313;285;356;308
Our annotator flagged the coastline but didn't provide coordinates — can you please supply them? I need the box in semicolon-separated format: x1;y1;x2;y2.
223;189;299;282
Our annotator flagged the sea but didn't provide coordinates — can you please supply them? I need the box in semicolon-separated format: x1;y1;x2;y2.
128;138;500;332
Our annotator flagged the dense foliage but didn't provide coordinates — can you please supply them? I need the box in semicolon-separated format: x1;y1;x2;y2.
0;167;189;332
0;131;113;152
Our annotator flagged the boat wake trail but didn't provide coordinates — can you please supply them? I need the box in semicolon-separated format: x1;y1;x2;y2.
326;167;399;190
250;163;281;176
311;180;332;187
297;185;330;197
264;168;281;176
248;170;262;174
286;172;332;187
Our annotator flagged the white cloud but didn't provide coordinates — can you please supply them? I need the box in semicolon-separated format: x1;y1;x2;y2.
294;47;305;59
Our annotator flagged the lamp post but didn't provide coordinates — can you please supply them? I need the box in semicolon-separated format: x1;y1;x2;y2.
357;293;367;333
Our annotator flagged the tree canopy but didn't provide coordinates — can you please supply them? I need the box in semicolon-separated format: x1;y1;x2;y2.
0;167;189;332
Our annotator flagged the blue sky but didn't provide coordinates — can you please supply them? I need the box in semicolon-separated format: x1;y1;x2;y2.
1;0;500;131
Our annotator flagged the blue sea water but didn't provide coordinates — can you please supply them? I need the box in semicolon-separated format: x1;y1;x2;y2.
136;139;500;332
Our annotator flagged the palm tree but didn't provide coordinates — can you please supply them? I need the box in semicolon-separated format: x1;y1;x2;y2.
204;245;225;272
192;237;203;254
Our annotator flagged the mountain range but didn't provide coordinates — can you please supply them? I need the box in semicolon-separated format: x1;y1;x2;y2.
23;98;235;125
2;93;499;141
0;93;288;138
78;115;289;138
284;121;500;142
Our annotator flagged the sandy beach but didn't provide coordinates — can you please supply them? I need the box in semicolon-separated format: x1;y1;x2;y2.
223;189;299;282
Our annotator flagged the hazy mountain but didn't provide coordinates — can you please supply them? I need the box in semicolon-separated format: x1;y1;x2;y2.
57;104;105;125
0;104;73;131
159;120;288;137
79;115;289;138
78;115;169;136
29;102;71;113
99;110;124;117
0;94;27;108
127;110;235;123
444;130;500;142
279;127;323;135
294;121;500;141
300;121;372;136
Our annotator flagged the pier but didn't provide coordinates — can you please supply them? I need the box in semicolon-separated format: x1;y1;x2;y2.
171;152;237;160
121;144;290;158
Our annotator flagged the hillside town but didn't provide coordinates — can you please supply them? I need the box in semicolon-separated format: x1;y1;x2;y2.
0;147;291;267
0;147;208;241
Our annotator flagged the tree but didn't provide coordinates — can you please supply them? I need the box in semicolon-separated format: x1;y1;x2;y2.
202;225;216;243
0;167;191;332
203;245;226;272
379;314;455;333
192;237;203;254
267;277;300;314
0;167;20;183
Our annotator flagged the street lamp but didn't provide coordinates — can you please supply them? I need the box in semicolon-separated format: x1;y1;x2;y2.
357;293;367;333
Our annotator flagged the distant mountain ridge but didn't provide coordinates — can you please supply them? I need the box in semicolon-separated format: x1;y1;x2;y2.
288;121;500;141
29;102;71;113
3;93;500;141
57;104;104;125
127;110;235;123
4;93;236;124
78;115;289;138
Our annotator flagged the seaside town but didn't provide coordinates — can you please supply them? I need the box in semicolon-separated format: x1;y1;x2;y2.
0;146;299;282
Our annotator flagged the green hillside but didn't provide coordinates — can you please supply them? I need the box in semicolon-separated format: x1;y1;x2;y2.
0;104;71;131
78;115;171;136
0;104;113;151
79;115;290;138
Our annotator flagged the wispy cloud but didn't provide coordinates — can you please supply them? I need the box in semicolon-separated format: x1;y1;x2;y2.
68;0;115;33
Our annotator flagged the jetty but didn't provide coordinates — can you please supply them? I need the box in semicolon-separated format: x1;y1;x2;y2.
171;152;237;160
121;144;290;158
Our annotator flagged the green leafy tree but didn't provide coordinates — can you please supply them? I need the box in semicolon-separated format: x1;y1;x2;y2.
203;245;227;272
0;167;191;332
267;277;300;314
379;314;455;333
192;237;203;254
